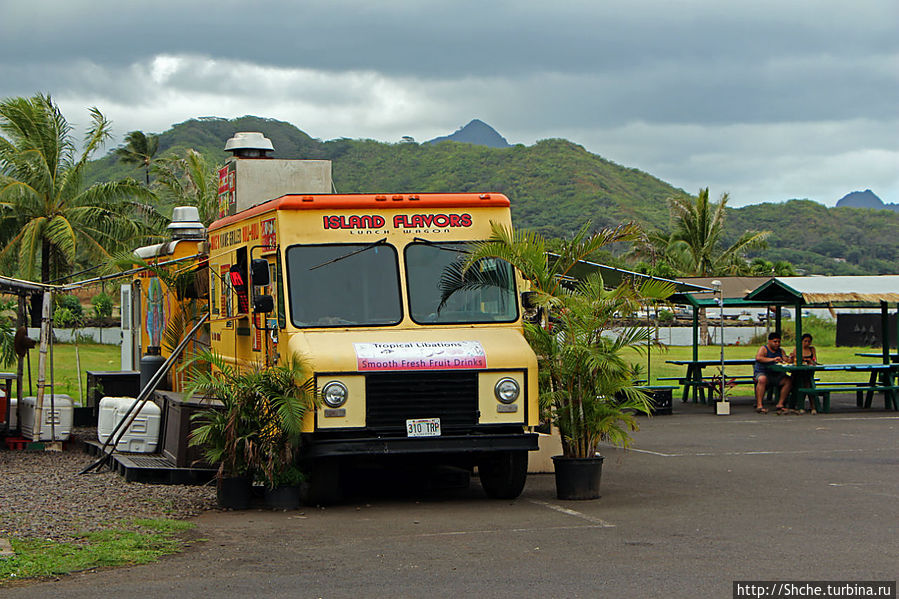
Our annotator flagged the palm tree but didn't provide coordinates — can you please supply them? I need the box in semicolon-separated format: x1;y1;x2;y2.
632;230;697;277
152;149;220;225
748;257;797;277
664;187;770;343
668;187;769;276
0;94;156;283
115;130;159;186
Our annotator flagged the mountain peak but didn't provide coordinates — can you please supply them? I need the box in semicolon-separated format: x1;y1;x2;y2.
427;119;511;148
836;189;898;212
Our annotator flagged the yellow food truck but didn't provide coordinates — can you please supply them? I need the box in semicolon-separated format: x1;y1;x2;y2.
198;133;538;500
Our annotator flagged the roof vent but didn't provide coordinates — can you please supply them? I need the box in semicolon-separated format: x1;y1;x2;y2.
167;206;205;240
224;131;275;158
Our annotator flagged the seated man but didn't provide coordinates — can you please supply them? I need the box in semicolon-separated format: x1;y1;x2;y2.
753;332;792;414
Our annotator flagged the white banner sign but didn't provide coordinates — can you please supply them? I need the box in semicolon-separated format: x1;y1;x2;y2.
354;341;487;371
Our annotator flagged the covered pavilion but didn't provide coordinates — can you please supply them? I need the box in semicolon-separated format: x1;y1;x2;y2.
745;276;899;366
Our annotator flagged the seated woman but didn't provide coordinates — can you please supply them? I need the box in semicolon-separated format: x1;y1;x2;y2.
790;333;818;366
790;333;819;414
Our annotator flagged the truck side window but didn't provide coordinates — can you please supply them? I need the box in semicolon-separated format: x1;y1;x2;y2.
210;263;218;315
229;265;249;313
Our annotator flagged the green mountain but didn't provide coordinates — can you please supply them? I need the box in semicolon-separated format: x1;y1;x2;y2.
726;200;899;275
87;115;680;237
86;116;899;275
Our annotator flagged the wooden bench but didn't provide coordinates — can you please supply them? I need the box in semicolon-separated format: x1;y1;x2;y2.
797;386;899;413
670;376;772;404
666;376;823;407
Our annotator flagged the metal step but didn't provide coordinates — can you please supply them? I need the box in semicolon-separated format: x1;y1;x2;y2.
82;439;216;484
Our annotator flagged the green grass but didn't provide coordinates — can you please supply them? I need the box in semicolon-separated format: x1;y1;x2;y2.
629;344;887;387
18;343;120;405
0;519;194;584
13;341;885;402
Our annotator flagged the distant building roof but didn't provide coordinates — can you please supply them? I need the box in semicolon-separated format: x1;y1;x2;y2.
674;277;771;304
745;276;899;306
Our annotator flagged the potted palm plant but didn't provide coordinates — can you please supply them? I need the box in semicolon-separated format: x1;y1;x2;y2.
187;351;316;509
455;222;675;500
527;275;668;498
251;355;316;510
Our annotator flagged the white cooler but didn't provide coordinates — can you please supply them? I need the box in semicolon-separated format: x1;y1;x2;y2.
97;397;161;453
20;395;74;441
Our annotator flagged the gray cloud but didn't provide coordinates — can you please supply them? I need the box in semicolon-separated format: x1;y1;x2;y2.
0;0;896;206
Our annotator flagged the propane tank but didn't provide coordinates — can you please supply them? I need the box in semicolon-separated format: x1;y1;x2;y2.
139;346;166;393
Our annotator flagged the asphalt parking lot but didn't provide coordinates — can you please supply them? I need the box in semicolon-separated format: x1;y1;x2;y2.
8;395;898;598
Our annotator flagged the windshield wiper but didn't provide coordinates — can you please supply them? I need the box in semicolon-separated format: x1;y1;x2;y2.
412;237;470;253
309;237;388;270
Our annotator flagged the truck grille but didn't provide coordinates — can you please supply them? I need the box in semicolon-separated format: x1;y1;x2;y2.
365;371;478;434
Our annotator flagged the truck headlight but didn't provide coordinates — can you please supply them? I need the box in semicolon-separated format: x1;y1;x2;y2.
322;381;348;408
494;377;520;404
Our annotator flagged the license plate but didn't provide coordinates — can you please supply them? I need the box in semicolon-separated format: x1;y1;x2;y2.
406;418;441;437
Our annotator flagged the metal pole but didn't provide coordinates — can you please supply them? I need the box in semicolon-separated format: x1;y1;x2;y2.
712;281;724;402
712;280;728;414
720;295;725;401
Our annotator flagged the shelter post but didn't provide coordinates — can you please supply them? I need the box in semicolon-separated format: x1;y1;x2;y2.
15;294;25;408
881;301;889;365
794;302;802;375
692;307;699;362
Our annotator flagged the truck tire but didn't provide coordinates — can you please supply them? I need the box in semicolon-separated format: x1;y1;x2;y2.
477;450;528;499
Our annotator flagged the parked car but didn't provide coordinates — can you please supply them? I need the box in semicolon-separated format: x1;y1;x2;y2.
757;308;791;322
673;307;693;320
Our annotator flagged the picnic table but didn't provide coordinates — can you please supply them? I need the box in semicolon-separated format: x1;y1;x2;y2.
855;352;899;363
770;362;899;413
665;359;757;403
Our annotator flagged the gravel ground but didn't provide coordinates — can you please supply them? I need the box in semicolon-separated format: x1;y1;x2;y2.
0;429;217;542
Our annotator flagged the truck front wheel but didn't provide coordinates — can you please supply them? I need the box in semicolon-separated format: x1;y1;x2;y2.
477;450;528;499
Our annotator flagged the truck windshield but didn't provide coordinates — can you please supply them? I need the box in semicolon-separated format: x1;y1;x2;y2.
405;242;518;324
286;243;402;327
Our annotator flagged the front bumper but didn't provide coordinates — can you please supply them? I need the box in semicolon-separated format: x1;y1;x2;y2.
300;432;538;459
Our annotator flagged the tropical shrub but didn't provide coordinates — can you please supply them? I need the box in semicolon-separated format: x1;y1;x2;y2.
186;352;316;486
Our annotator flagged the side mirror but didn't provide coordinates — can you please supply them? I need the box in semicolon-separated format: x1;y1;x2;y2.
251;258;270;287
521;291;537;310
253;294;274;314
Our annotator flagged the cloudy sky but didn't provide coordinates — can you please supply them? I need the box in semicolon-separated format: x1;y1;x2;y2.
1;0;896;206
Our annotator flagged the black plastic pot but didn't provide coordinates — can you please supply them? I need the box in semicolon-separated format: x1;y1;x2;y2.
217;475;253;510
552;455;604;500
264;485;301;510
